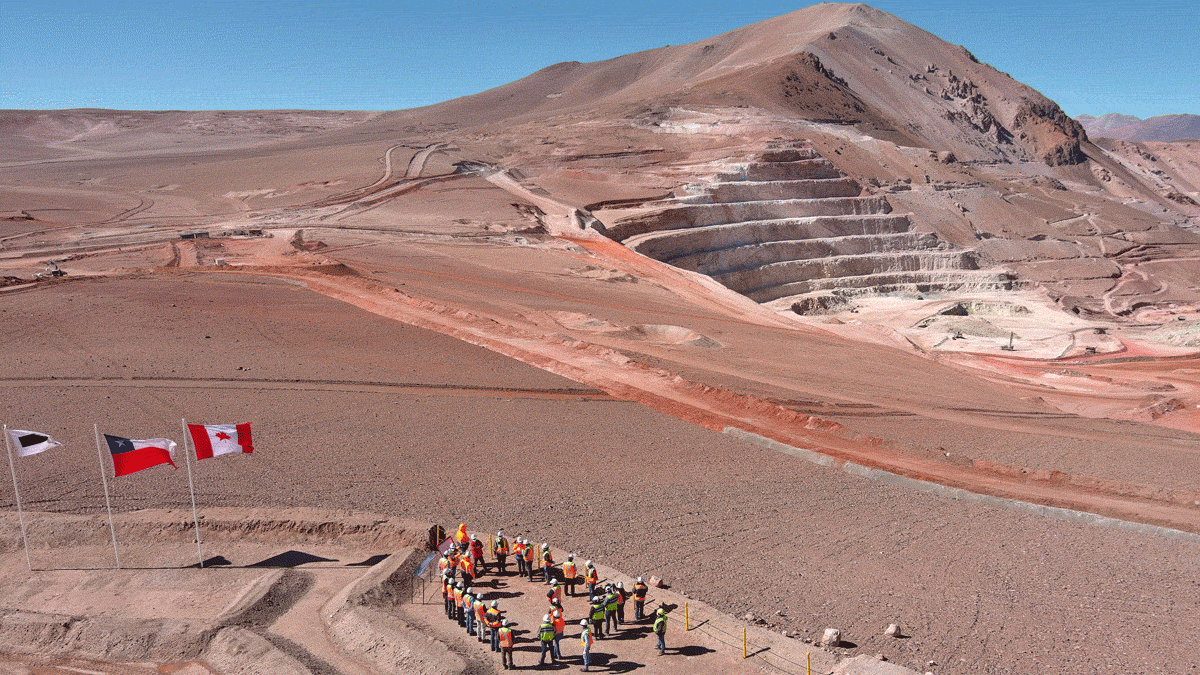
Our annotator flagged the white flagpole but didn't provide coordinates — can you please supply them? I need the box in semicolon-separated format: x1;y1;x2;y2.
181;419;203;568
94;424;121;569
4;425;32;572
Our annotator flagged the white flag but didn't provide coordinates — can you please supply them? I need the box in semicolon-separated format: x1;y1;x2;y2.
8;429;63;457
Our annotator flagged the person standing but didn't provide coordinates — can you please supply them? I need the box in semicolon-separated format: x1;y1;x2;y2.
514;538;527;577
584;560;599;598
653;608;667;655
443;574;455;619
615;582;627;625
486;601;503;651
633;577;648;620
461;552;476;590
551;607;566;659
561;555;578;596
475;594;489;643
537;614;557;666
470;534;486;576
454;582;465;625
498;619;515;670
463;588;476;635
603;585;619;633
579;619;593;672
541;543;555;583
524;540;536;581
494;530;509;575
589;596;605;639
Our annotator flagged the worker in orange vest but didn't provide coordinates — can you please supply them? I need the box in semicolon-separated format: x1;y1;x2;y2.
486;600;503;651
561;554;578;596
551;607;566;659
442;573;455;619
546;579;563;606
584;560;599;598
513;538;527;577
453;582;465;626
498;619;515;669
474;593;489;643
455;523;469;552
616;581;628;625
523;539;536;581
460;551;476;588
633;577;648;620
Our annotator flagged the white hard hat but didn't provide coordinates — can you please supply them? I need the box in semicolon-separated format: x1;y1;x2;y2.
497;530;503;536
568;554;574;560
541;542;548;549
580;619;589;626
551;580;559;586
491;600;498;607
637;576;643;583
543;614;550;622
617;582;624;588
586;560;593;566
471;534;478;540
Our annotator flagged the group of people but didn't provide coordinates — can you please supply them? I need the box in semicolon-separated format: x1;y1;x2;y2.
437;527;670;670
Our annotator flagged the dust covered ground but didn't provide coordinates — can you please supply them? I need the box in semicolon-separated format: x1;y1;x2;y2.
1;274;1198;675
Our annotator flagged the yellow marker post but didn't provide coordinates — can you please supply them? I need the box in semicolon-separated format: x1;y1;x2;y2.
685;602;689;631
743;627;747;658
489;534;494;561
807;651;811;675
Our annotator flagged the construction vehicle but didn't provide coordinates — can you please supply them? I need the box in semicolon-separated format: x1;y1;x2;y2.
34;262;66;279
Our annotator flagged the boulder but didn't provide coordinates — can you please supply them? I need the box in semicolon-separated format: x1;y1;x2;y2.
823;627;842;647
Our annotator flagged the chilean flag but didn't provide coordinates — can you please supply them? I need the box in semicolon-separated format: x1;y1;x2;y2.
104;434;177;477
188;423;253;460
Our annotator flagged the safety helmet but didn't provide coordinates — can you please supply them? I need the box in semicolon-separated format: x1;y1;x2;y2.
543;614;550;622
542;542;549;549
637;576;643;583
502;619;509;626
471;534;478;540
568;553;574;560
657;608;665;615
580;619;589;627
491;600;498;608
498;529;504;535
468;588;475;595
457;581;464;588
586;560;593;567
617;582;624;588
553;609;561;617
551;580;559;586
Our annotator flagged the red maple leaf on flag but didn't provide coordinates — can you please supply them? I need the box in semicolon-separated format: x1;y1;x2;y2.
215;432;231;440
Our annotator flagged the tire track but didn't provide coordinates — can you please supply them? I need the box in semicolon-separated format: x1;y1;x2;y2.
0;376;612;400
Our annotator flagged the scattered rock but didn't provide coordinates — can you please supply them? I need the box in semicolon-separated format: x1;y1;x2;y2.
649;576;665;588
823;627;842;647
885;623;903;637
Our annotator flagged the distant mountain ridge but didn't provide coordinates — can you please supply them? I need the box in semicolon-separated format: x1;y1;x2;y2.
1076;113;1200;142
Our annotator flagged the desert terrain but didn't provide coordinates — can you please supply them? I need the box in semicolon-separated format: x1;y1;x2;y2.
2;3;1200;674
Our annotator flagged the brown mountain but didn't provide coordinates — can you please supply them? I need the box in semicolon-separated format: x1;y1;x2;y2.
1079;113;1200;141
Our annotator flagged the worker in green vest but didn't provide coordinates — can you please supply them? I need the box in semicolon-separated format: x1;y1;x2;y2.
537;613;558;665
653;607;667;655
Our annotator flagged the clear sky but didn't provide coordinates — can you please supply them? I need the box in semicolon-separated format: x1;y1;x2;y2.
2;0;1196;118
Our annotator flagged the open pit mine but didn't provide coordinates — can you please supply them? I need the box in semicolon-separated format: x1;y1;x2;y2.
2;4;1199;675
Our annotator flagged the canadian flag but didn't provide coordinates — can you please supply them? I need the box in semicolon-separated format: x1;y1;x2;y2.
188;423;254;460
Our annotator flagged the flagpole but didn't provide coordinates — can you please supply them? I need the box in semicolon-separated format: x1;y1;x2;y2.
181;419;203;568
4;425;32;572
94;424;121;570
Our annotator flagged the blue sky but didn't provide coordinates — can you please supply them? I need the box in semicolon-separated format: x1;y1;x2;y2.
2;1;1196;118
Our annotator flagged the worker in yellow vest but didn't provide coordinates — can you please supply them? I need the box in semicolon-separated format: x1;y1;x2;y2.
498;619;514;670
537;614;557;665
653;607;667;655
589;596;606;639
579;619;593;672
540;542;555;584
494;530;510;575
561;554;578;596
